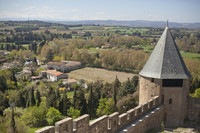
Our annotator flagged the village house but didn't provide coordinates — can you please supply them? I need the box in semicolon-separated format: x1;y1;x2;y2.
31;76;42;81
40;70;68;82
46;61;66;72
62;78;77;85
2;62;19;69
23;67;32;73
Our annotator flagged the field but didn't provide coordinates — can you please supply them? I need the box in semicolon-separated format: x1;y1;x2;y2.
67;67;135;83
180;52;200;59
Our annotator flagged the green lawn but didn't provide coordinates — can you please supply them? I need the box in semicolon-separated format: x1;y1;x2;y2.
180;52;200;58
67;91;74;99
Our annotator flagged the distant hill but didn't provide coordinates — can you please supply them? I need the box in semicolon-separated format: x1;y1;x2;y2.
52;20;200;29
1;19;200;29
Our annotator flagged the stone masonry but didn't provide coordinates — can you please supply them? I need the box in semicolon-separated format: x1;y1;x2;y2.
35;96;162;133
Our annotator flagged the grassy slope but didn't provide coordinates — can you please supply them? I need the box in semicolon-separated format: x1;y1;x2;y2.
67;67;134;83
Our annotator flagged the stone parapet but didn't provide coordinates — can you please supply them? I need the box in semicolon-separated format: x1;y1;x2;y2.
35;96;161;133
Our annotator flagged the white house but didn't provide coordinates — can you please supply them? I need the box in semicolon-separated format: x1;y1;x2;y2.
45;70;68;82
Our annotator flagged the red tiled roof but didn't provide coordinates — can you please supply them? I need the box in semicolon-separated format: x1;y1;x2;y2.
64;78;77;83
46;70;64;76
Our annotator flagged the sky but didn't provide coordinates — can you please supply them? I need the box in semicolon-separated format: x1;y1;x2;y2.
0;0;200;23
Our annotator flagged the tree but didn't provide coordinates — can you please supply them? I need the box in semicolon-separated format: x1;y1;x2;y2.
15;90;26;108
96;98;116;117
192;88;200;98
0;75;7;92
131;75;139;91
56;89;61;101
88;84;96;119
76;89;87;115
117;95;138;114
29;87;36;106
10;108;16;133
73;87;77;107
0;91;9;115
46;107;62;125
46;87;57;108
21;103;48;127
113;76;121;104
36;90;41;107
67;107;80;119
46;49;53;63
59;89;70;116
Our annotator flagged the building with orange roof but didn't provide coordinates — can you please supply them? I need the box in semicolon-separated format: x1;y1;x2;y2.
40;70;68;82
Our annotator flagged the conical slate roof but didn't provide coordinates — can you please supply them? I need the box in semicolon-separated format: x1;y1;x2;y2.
139;25;191;79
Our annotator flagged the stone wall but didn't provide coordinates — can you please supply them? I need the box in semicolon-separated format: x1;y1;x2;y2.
35;96;162;133
139;76;161;105
188;97;200;122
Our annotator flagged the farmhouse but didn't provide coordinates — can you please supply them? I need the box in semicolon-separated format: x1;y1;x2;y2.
47;61;66;72
40;70;68;82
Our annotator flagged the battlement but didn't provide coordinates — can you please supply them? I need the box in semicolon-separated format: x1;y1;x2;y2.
35;96;161;133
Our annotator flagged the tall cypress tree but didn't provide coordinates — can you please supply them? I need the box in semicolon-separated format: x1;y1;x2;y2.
36;90;41;107
73;87;77;107
88;84;96;119
77;89;87;115
56;88;61;101
113;76;120;105
59;89;70;116
46;87;57;108
29;87;36;106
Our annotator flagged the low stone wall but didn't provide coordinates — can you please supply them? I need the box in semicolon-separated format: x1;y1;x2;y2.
35;96;161;133
188;97;200;122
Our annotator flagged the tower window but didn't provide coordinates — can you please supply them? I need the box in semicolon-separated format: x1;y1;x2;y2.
151;78;154;82
169;98;172;104
162;79;183;87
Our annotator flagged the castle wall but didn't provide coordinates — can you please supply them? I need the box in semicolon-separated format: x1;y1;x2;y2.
139;76;161;105
188;97;200;122
35;96;162;133
119;105;164;133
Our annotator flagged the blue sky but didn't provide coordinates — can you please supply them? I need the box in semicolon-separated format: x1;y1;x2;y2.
0;0;200;23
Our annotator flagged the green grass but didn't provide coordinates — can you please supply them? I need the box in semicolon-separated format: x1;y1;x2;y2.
69;26;104;31
29;127;44;133
88;48;109;53
67;91;74;99
180;52;200;58
107;27;149;35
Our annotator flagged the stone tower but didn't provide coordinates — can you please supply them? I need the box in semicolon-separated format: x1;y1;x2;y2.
139;22;191;127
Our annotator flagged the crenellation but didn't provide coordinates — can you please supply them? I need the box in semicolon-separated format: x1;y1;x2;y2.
73;114;89;133
89;115;108;133
127;108;136;123
108;112;119;132
55;118;73;133
35;96;162;133
118;113;128;129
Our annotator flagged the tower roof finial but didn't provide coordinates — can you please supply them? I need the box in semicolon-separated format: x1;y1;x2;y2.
167;20;168;27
